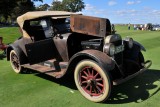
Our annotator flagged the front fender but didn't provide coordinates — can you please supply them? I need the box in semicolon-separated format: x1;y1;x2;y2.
67;50;115;73
133;41;146;52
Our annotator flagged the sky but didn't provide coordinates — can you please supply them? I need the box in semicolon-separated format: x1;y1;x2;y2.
36;0;160;24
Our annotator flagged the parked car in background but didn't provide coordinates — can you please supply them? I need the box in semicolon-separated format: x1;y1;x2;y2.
6;11;152;102
152;25;160;31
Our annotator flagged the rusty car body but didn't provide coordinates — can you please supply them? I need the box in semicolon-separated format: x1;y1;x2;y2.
7;11;152;102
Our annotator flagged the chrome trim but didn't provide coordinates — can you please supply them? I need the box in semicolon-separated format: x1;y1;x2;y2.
124;37;133;49
103;44;124;55
103;43;115;56
104;34;122;44
105;35;112;43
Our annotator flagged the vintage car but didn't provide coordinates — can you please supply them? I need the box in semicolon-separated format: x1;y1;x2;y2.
6;11;152;102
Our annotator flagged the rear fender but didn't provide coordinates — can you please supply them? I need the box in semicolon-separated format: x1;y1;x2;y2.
6;44;28;65
7;44;18;61
67;50;115;73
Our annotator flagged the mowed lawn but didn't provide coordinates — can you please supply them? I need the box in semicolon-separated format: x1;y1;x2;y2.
0;26;160;107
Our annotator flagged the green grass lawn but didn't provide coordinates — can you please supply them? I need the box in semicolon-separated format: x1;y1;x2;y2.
0;26;160;107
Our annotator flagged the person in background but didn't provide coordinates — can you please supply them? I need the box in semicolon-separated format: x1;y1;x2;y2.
144;24;147;30
111;24;116;33
128;23;131;30
134;24;137;30
140;24;143;30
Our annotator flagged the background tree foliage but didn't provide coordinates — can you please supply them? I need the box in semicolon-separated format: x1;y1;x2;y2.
62;0;85;12
50;1;63;11
0;0;85;24
36;4;50;11
50;0;85;12
11;0;35;22
0;0;17;20
0;0;43;23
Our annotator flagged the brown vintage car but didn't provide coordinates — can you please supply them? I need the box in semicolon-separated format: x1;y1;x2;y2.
6;11;152;102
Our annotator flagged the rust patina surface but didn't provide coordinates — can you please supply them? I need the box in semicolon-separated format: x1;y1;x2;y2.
70;14;111;37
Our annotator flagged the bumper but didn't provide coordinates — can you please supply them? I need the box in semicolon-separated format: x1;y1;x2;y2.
113;60;152;85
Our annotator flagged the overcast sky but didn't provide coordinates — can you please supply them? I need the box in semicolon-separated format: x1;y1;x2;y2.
36;0;160;24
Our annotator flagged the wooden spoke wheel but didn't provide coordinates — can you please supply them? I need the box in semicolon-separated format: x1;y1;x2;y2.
74;60;112;102
10;50;23;73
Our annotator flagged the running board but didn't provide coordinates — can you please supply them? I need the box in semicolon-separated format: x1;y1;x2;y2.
113;60;152;85
22;61;68;78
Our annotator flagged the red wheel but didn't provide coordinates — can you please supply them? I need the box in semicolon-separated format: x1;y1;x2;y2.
74;60;111;102
10;50;23;73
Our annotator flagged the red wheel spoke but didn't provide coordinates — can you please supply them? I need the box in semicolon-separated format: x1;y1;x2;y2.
96;78;103;81
91;69;94;76
87;68;91;76
82;80;88;84
97;82;104;87
83;70;88;76
94;72;99;78
96;86;103;94
82;76;87;80
85;84;90;89
94;88;98;94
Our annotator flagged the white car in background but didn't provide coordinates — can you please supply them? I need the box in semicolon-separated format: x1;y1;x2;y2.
152;25;160;31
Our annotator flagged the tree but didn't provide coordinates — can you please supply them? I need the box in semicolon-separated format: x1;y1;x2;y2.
0;0;43;23
36;4;50;11
11;0;35;22
0;0;17;21
50;1;64;11
50;0;85;12
62;0;85;12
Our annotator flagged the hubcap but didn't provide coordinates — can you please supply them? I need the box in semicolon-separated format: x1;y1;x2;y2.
79;66;104;96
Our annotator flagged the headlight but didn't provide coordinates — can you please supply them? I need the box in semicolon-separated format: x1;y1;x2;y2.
125;37;133;49
103;43;115;56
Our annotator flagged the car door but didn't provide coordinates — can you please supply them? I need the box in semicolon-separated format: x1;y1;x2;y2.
25;38;57;64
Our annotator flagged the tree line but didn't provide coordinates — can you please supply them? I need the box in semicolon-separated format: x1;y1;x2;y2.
0;0;85;24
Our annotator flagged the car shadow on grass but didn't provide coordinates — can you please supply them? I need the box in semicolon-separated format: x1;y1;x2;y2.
23;69;160;104
105;69;160;104
38;72;77;89
24;69;77;90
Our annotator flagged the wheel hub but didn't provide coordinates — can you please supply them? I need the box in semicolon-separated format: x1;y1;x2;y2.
87;78;96;86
